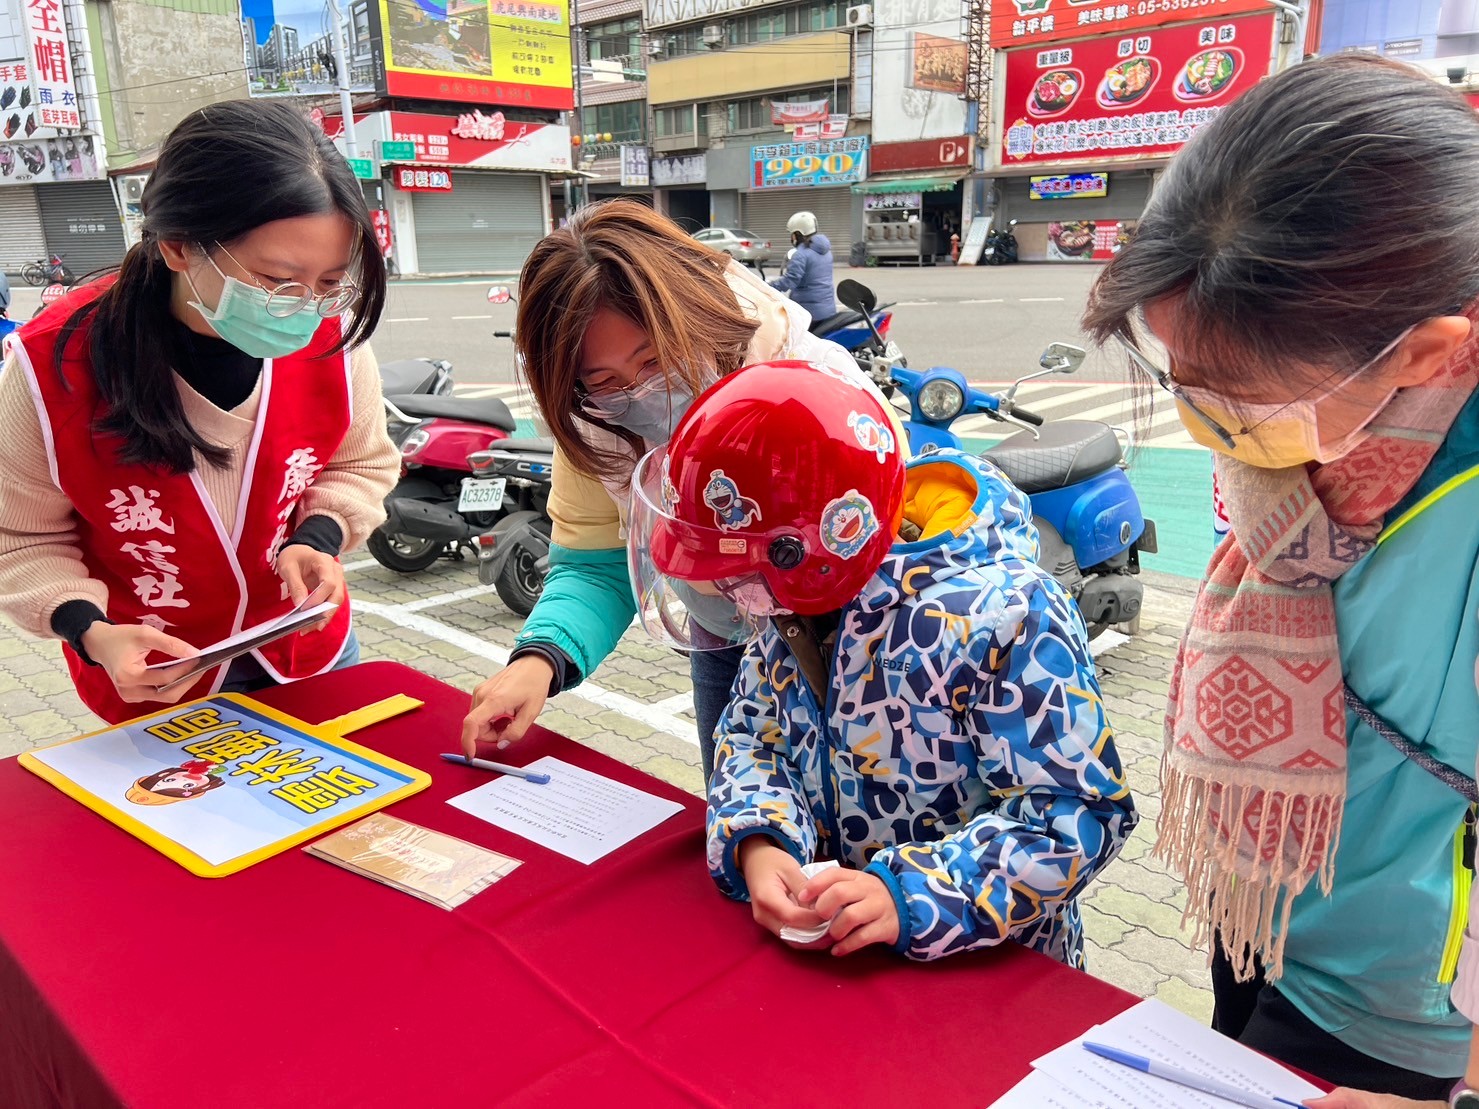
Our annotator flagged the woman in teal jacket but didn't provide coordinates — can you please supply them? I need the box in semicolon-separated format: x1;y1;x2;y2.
1084;55;1479;1103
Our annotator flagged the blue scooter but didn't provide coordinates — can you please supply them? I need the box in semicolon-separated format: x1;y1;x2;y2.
840;280;1157;637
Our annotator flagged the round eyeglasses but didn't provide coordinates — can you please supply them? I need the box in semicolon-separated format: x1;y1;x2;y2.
211;242;362;319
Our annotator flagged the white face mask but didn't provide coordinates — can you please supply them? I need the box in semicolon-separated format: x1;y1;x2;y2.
719;576;792;620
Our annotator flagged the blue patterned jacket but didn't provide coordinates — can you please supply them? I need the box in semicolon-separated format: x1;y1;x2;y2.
706;450;1136;965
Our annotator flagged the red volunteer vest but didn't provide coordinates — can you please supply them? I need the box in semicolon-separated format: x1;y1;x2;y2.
15;277;355;723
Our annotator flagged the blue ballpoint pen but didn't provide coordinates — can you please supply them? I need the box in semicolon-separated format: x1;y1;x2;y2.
439;753;550;784
1081;1041;1307;1109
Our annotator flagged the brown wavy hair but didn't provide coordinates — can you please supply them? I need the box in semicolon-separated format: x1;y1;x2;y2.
516;199;760;476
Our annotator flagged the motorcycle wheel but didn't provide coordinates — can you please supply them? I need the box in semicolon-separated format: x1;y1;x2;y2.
20;263;44;286
368;528;442;573
495;518;551;617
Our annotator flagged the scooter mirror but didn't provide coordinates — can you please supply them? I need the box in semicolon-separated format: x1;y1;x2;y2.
1008;219;1019;228
1039;342;1086;375
487;285;513;304
837;279;877;315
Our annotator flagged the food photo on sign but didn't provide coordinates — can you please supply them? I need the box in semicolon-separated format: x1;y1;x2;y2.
999;13;1276;166
1046;220;1135;261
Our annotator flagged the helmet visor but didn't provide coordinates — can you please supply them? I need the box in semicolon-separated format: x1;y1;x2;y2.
628;448;760;651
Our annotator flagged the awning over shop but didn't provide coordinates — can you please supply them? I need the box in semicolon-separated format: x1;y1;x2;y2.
853;172;967;194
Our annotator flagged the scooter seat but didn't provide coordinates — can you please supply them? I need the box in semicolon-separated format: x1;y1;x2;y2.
379;359;444;396
984;420;1123;495
492;436;554;455
386;392;517;432
809;309;865;335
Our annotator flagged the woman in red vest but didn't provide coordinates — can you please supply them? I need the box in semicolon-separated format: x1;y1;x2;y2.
0;100;397;723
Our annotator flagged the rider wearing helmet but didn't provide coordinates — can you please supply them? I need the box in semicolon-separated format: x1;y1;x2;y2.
629;361;1135;963
768;211;837;325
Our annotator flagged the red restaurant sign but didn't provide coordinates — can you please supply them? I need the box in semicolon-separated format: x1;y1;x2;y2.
991;0;1274;50
393;166;453;191
870;136;972;174
999;12;1275;167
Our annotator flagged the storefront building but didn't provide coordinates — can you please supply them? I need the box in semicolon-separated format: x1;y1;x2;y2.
562;0;650;216
645;0;866;250
853;0;970;264
983;0;1293;261
325;109;567;275
0;0;121;275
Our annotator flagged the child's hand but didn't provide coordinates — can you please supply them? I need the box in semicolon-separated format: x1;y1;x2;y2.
738;838;826;938
801;868;901;956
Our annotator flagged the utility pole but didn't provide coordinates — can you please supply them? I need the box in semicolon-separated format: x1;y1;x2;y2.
571;0;584;209
327;0;358;157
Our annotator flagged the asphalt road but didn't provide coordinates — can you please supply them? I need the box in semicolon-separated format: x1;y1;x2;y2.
363;262;1126;388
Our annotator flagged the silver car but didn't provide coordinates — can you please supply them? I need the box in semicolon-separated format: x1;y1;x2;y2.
692;227;773;265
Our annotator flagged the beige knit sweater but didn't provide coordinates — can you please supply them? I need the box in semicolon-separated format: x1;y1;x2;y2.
0;344;399;638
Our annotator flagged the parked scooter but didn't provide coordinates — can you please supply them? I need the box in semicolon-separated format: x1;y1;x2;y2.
839;281;1156;637
466;439;554;616
983;218;1020;266
371;390;518;572
379;357;453;398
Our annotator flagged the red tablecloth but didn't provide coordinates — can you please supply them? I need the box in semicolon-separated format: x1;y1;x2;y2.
0;661;1144;1108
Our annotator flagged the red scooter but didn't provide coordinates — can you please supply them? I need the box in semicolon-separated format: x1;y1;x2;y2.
369;391;519;572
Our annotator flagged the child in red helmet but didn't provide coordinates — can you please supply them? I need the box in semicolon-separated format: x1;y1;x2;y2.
629;360;1136;965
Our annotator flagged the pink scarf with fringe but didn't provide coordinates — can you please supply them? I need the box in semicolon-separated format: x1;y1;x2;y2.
1158;322;1479;981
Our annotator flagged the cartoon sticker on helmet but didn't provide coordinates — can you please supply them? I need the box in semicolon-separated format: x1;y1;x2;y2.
660;454;680;514
819;490;878;560
704;469;763;531
848;411;895;463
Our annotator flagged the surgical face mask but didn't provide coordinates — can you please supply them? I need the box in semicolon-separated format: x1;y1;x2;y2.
1170;329;1413;469
186;255;324;359
719;576;793;620
583;372;696;445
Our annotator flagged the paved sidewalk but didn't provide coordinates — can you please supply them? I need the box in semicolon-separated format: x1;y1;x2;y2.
0;556;1210;1022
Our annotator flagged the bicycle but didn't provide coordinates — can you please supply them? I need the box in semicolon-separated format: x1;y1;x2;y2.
21;253;72;287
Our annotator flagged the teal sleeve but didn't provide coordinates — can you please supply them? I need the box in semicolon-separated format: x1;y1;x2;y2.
513;542;635;689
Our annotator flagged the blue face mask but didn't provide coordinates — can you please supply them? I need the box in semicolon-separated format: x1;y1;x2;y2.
186;254;324;360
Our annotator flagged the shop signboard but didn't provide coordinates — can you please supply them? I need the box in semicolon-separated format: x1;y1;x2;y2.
385;109;572;172
991;0;1274;50
751;136;868;190
771;98;829;126
620;144;650;187
651;153;705;187
369;0;573;110
864;192;923;210
999;13;1276;167
870;136;971;173
23;0;79;129
1046;219;1136;260
0;133;99;184
242;0;376;99
393;166;453;191
1030;171;1109;199
871;0;968;145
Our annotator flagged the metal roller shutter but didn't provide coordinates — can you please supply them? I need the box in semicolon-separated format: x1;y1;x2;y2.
0;185;45;274
37;182;126;277
411;172;545;274
742;186;853;257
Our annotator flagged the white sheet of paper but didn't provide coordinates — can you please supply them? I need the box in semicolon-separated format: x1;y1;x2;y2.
1030;999;1321;1109
987;1070;1095;1109
147;583;336;673
446;756;684;865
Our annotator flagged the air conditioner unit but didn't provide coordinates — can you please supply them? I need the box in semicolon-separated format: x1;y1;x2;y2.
647;39;666;57
845;4;873;28
121;175;147;204
701;23;725;47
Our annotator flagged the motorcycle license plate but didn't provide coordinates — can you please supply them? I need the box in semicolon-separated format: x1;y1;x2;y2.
883;341;904;362
458;477;506;513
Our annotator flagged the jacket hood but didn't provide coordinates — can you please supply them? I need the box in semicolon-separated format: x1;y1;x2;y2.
806;233;832;257
857;450;1040;614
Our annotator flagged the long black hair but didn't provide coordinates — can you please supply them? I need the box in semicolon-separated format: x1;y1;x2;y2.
1083;54;1479;385
60;99;388;473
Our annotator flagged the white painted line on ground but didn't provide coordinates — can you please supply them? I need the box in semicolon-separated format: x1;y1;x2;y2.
385;316;430;323
653;692;695;714
353;599;699;747
342;558;379;573
453;314;492;320
1019;297;1065;303
1090;630;1131;658
400;583;503;612
894;300;937;306
960;298;1004;304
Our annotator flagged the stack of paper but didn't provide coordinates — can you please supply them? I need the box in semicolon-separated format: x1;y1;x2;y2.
989;999;1322;1108
306;813;520;910
779;860;840;943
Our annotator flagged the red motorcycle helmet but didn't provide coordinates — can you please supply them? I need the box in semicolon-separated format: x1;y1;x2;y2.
629;360;906;644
